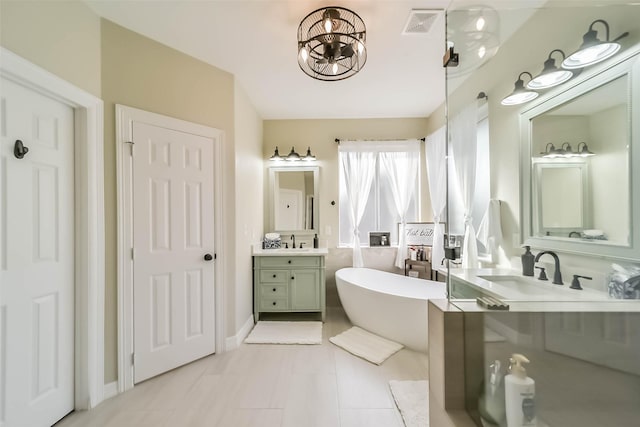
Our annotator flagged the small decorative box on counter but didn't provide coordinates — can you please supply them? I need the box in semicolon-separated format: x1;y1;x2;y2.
607;264;640;299
263;233;282;249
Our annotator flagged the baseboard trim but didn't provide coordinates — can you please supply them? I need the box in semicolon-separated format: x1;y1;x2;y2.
103;381;118;400
225;314;255;351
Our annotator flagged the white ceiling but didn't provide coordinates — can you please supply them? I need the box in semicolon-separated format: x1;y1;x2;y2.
86;0;451;120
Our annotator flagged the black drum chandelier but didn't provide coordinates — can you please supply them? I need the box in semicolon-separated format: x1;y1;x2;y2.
297;6;367;81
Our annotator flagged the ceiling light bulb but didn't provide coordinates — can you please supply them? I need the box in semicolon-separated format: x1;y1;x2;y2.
299;46;309;63
476;17;486;31
324;18;333;33
357;41;365;55
332;62;338;75
478;46;486;58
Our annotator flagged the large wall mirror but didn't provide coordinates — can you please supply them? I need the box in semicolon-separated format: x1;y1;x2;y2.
268;166;319;234
521;49;640;260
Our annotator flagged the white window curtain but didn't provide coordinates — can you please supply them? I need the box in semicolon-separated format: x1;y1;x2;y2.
339;142;377;267
450;104;479;268
380;140;420;268
425;126;447;269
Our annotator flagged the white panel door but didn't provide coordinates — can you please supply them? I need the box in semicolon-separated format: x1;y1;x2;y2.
0;78;75;426
132;121;215;383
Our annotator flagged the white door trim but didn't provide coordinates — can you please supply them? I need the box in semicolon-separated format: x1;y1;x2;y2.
0;47;106;409
115;105;225;392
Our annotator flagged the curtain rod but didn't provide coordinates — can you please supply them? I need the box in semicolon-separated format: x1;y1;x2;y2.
335;137;426;144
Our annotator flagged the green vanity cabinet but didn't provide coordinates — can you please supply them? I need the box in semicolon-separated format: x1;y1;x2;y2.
253;255;326;321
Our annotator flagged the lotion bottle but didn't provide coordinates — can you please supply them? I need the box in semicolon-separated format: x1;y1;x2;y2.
521;246;535;277
505;354;536;427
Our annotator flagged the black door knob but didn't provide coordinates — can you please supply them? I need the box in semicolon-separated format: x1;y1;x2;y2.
204;253;213;261
14;140;29;159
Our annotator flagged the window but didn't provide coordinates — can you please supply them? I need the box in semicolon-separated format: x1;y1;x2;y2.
338;141;420;247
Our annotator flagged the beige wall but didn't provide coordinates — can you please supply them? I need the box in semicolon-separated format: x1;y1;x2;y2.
233;81;263;332
263;118;430;306
0;0;101;97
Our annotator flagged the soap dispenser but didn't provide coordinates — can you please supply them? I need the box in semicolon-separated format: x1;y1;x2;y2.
505;354;536;427
521;246;535;277
313;234;319;249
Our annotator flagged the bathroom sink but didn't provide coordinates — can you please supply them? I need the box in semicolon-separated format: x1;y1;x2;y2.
477;275;550;296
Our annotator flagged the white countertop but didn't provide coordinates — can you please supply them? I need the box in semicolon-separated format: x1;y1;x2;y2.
252;246;328;256
450;268;611;302
439;268;640;312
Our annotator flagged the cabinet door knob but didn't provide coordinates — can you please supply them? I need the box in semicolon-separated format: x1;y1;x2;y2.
272;288;276;292
272;302;276;306
288;260;292;264
291;276;295;280
273;274;276;278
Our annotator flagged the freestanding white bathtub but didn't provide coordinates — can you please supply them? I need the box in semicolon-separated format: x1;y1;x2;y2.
335;267;447;352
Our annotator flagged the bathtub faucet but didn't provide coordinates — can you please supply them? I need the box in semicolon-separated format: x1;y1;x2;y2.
534;250;563;285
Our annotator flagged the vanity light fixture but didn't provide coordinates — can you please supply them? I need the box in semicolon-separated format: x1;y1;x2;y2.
501;72;538;106
270;146;284;161
297;6;367;81
286;147;301;161
302;147;317;161
560;142;576;157
527;49;574;90
562;19;629;70
271;146;317;162
577;142;595;157
541;142;565;158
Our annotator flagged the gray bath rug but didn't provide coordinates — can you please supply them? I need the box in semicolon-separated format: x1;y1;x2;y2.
389;380;429;427
244;321;322;344
329;326;403;365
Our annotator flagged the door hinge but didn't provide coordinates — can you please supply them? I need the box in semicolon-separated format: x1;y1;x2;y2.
131;248;135;260
131;352;135;365
214;253;217;260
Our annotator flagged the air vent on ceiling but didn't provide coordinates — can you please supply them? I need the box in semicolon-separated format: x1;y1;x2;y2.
402;9;442;35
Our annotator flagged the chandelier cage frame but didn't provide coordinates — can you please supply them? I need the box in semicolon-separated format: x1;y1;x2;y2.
297;6;367;81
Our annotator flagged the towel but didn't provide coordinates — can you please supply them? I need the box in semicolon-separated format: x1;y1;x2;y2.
476;199;503;265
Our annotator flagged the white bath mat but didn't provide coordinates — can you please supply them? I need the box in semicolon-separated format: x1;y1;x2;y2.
244;321;322;344
329;326;403;365
389;380;429;427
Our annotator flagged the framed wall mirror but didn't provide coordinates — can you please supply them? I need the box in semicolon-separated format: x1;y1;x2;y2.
520;49;640;260
268;166;319;234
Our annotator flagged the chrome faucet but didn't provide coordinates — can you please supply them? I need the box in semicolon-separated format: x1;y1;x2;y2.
534;251;563;285
291;234;295;249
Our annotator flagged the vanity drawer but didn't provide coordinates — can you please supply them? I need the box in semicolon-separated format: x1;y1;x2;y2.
260;297;289;311
259;270;288;283
260;284;288;298
258;256;321;268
